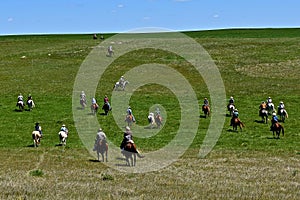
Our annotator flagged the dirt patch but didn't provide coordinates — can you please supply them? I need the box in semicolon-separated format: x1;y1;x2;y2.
236;59;300;79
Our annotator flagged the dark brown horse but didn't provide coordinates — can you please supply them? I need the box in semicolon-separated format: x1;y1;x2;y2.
122;142;144;166
202;105;210;118
96;139;108;162
272;122;284;139
232;118;245;131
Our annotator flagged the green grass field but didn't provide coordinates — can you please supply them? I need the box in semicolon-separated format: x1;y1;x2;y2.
0;29;299;199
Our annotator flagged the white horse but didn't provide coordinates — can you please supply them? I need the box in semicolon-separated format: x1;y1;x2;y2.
58;131;68;145
32;131;41;147
107;46;114;57
114;80;129;91
227;104;235;116
267;102;275;114
147;112;156;128
278;108;288;122
27;99;35;111
80;96;87;109
16;100;25;111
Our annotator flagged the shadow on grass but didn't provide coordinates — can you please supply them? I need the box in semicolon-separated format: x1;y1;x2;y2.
89;159;101;163
254;120;268;124
199;115;209;119
266;136;280;140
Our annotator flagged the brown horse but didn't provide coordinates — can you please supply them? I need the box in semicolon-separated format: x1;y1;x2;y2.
96;139;108;162
272;122;284;139
155;114;163;128
125;114;134;127
91;103;99;115
232;118;245;131
202;105;210;118
122;142;144;166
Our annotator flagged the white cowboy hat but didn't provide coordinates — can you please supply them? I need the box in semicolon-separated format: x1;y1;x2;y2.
125;126;130;131
98;128;102;132
272;112;276;116
230;96;233;99
62;124;66;127
280;101;283;104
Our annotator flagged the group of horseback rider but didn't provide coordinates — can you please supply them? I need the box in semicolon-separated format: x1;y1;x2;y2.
259;97;287;131
92;125;143;158
16;93;35;110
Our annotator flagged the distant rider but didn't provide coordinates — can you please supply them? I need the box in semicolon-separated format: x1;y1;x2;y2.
93;128;107;151
270;112;279;131
35;122;43;137
230;109;239;126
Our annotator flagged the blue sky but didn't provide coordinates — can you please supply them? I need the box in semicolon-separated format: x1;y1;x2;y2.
1;0;299;35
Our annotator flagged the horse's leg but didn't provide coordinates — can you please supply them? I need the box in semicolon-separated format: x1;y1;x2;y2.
133;154;136;166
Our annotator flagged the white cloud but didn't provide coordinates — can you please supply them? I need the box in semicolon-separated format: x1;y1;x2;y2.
117;4;124;8
7;17;13;22
213;14;219;18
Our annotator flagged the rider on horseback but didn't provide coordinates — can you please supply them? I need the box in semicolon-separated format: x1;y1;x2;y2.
259;101;267;116
119;76;125;86
35;122;43;137
202;97;210;111
120;126;133;150
80;91;86;99
127;106;136;122
227;96;235;111
120;126;144;157
60;124;68;134
103;95;111;110
277;101;285;113
270;112;279;131
93;128;107;151
16;93;24;106
230;109;239;126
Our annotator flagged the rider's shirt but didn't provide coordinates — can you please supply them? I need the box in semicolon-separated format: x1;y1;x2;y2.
233;111;239;118
96;131;106;141
271;116;278;123
18;96;23;102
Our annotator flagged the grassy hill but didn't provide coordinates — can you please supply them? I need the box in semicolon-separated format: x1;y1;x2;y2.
0;29;299;199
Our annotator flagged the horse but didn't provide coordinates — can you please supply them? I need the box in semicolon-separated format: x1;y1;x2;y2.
278;108;288;123
155;114;163;128
266;102;275;114
227;103;235;116
122;142;144;166
32;131;41;147
96;139;108;162
114;80;129;91
232;118;245;131
125;114;134;127
102;102;111;115
259;109;268;124
202;105;210;118
80;97;87;109
27;99;35;111
147;113;156;128
271;122;284;139
107;46;114;57
91;103;99;115
16;101;25;111
58;131;68;145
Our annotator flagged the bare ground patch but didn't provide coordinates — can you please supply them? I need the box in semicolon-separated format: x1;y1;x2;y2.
236;59;300;79
0;148;299;199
